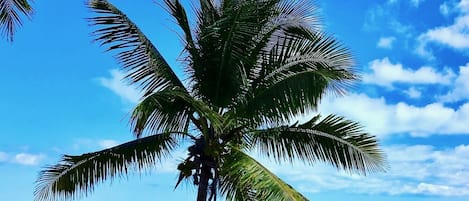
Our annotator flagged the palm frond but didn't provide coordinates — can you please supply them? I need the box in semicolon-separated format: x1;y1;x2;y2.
220;147;308;201
248;114;386;174
244;0;319;85
88;0;185;96
131;87;191;137
234;29;355;125
131;87;222;137
0;0;32;42
163;0;197;55
34;133;178;201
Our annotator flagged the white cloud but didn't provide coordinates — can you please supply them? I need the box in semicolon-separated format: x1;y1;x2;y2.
424;15;469;49
13;153;45;165
377;37;396;49
317;93;469;137
362;57;454;87
258;144;469;197
404;87;422;98
440;63;469;102
98;140;120;149
0;151;45;166
415;0;469;60
98;69;142;104
418;1;469;56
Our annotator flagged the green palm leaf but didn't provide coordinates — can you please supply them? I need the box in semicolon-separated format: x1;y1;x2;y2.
235;29;356;125
248;114;385;173
220;147;308;201
88;0;185;96
0;0;32;42
164;0;197;56
34;133;177;201
131;87;223;137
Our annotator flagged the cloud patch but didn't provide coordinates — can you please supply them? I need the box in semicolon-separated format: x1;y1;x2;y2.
98;69;142;104
417;0;469;57
377;37;396;49
421;15;469;49
318;93;469;137
14;153;45;165
0;151;45;166
404;87;422;99
258;144;469;197
362;57;454;87
440;63;469;102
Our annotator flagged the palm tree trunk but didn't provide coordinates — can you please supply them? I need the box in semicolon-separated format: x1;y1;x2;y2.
197;165;211;201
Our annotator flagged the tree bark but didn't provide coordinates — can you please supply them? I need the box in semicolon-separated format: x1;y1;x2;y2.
197;165;211;201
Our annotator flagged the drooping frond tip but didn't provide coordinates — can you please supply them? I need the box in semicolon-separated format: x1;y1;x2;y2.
220;147;308;201
87;0;185;96
34;133;177;201
0;0;33;42
248;114;386;175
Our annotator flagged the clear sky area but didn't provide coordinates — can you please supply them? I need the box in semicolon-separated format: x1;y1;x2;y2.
1;0;469;200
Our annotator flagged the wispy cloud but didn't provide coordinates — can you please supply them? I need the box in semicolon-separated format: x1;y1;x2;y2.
410;0;425;7
377;37;396;49
72;138;125;152
98;139;120;149
14;153;45;165
98;69;142;104
404;87;422;99
0;151;45;166
440;1;453;16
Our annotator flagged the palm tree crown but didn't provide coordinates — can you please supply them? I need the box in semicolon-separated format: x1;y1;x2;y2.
35;0;385;201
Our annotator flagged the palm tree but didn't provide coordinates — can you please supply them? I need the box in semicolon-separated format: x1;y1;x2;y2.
35;0;385;201
0;0;33;42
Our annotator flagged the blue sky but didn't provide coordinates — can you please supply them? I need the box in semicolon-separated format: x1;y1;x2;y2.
1;0;469;200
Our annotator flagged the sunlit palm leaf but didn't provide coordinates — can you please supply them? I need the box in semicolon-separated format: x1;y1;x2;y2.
88;0;185;96
248;114;385;173
234;29;355;125
220;147;308;201
35;133;177;201
244;0;319;86
0;0;32;42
